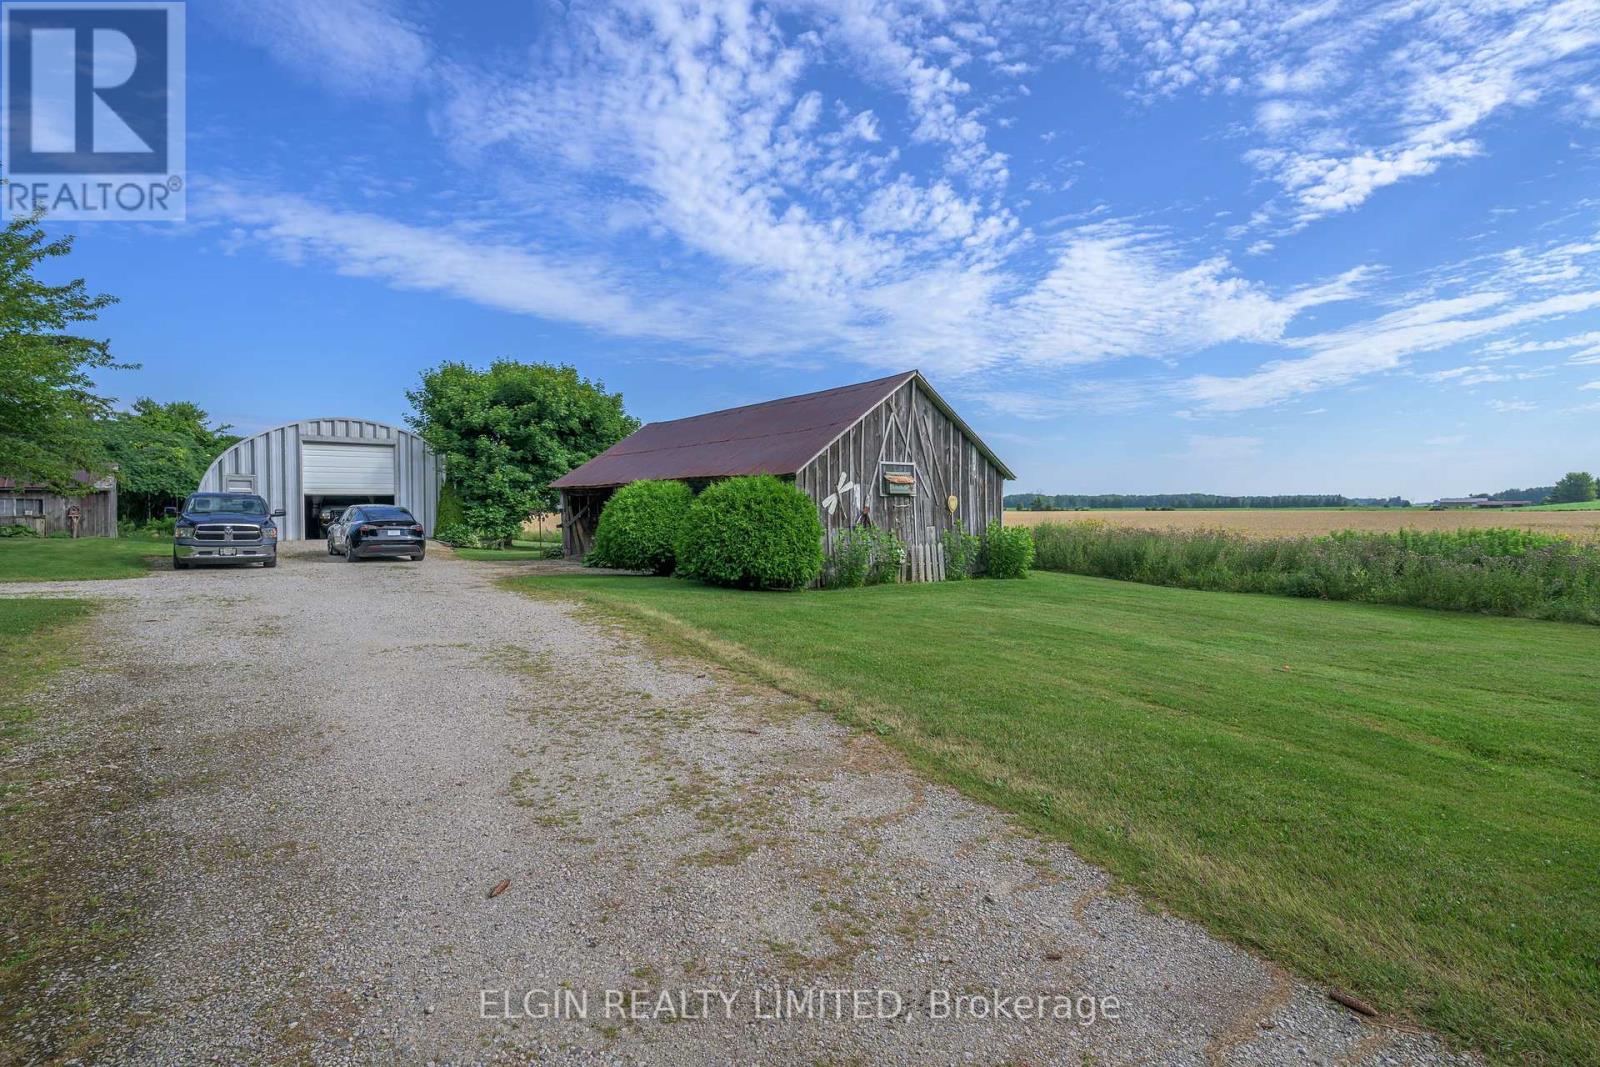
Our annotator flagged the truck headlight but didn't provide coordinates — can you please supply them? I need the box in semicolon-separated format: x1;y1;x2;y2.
264;526;278;541
174;522;194;540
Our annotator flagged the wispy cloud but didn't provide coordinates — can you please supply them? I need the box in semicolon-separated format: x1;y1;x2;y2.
1069;0;1600;224
203;186;699;340
207;0;1600;421
212;0;430;99
1187;286;1600;411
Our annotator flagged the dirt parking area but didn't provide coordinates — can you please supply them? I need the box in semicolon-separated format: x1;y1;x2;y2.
0;542;1475;1065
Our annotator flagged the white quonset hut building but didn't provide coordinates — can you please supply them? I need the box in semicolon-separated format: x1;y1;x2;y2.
197;418;443;541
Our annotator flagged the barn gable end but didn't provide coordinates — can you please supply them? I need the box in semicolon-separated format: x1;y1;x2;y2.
794;376;1006;581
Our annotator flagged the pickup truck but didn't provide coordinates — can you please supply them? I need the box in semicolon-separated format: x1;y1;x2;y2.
166;492;285;570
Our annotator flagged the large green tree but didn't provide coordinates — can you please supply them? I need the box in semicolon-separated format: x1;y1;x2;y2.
0;209;126;489
101;399;239;521
1549;471;1597;504
406;361;638;545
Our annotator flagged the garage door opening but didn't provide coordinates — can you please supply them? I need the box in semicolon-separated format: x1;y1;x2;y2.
299;440;399;540
305;494;394;539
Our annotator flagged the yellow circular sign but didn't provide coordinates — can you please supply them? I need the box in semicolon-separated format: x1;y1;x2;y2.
946;494;959;514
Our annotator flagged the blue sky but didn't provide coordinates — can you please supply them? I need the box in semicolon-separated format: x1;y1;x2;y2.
52;0;1600;499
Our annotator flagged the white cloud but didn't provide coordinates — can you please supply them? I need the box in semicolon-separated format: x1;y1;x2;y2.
203;186;699;341
200;0;1600;423
1003;225;1367;366
1188;287;1600;411
213;0;430;99
1488;399;1537;412
1486;329;1600;354
1067;0;1600;223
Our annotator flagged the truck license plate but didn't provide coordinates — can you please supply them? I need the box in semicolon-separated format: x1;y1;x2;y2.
219;548;237;556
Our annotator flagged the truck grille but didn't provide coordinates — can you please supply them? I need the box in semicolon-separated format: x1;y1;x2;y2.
194;524;262;542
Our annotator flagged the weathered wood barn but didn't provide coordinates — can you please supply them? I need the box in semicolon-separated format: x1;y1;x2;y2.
550;371;1013;581
0;472;118;537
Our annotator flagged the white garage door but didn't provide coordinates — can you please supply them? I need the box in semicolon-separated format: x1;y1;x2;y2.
301;443;396;494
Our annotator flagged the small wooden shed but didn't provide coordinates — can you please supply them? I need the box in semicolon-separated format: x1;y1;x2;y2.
0;472;118;537
550;370;1014;581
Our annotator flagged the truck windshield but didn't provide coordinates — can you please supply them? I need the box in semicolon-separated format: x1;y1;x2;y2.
185;494;268;516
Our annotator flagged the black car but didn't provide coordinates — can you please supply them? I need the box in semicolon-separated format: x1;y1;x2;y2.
327;505;426;561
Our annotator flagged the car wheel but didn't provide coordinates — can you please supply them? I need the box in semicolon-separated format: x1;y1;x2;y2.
345;543;359;562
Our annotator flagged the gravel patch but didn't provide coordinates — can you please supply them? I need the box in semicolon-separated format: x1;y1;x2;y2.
0;542;1479;1065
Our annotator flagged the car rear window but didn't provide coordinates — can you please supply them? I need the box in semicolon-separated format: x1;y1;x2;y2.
362;506;416;521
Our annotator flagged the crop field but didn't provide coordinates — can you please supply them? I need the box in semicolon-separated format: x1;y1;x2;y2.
1004;506;1600;540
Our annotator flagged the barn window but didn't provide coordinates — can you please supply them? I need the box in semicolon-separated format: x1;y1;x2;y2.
0;497;43;516
880;461;915;497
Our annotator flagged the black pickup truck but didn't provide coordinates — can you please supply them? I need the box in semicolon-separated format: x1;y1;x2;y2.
167;492;285;570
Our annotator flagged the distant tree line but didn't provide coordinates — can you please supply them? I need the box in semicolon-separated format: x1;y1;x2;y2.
1003;493;1411;510
1549;472;1597;504
1478;486;1555;504
1464;475;1596;505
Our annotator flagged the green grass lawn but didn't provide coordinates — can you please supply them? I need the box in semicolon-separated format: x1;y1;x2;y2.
515;571;1599;1064
453;538;564;562
0;599;96;751
1526;499;1600;511
0;598;118;1052
0;537;168;582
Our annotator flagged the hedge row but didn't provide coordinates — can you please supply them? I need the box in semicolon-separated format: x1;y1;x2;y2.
587;476;823;589
587;475;1035;589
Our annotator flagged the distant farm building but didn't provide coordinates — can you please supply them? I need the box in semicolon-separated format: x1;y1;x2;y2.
1434;498;1533;509
197;418;443;540
551;370;1014;581
0;472;118;537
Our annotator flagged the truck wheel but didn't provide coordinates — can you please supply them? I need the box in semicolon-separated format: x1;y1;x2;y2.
263;555;277;569
172;553;188;571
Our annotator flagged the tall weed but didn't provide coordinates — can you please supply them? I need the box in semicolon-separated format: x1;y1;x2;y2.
1030;522;1600;624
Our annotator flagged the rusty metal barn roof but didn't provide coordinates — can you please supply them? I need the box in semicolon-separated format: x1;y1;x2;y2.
551;370;1013;489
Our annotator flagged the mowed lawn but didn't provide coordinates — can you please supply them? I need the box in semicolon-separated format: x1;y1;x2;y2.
0;538;167;582
518;571;1599;1064
0;599;96;750
453;539;562;562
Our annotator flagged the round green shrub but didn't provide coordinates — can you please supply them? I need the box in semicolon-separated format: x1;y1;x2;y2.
676;475;824;590
587;479;693;574
981;520;1035;579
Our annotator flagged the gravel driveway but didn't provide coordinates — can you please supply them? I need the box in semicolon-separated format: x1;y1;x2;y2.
2;542;1475;1065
